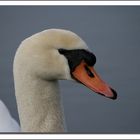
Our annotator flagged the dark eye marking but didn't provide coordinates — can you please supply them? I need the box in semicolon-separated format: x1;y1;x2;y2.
58;49;96;73
84;65;94;78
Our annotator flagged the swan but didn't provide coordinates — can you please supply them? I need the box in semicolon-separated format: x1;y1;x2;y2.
1;29;117;132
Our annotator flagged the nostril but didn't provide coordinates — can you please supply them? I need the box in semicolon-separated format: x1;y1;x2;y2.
84;65;94;78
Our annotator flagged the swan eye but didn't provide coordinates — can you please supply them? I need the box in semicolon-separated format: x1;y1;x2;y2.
84;65;94;78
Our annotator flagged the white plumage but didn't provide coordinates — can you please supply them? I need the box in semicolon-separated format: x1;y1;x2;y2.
0;100;20;132
0;29;86;132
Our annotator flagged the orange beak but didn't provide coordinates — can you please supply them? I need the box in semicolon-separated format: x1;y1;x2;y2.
72;61;117;100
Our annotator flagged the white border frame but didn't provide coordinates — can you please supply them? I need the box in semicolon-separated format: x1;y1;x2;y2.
0;1;139;5
0;1;139;139
0;134;140;139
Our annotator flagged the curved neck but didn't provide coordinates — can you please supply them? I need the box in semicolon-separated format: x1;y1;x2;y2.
14;73;65;132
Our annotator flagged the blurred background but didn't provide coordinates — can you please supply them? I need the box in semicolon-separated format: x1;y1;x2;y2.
0;6;140;133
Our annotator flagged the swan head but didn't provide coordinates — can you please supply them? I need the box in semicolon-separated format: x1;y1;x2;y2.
15;29;117;100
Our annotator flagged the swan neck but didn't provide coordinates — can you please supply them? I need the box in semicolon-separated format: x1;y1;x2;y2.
14;74;65;132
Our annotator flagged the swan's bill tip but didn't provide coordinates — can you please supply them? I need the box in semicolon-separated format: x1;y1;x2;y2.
109;88;117;100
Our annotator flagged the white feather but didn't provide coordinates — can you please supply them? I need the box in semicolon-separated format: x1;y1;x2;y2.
1;29;88;132
0;100;20;132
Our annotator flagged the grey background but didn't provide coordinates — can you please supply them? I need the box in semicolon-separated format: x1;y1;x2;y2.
0;6;140;133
